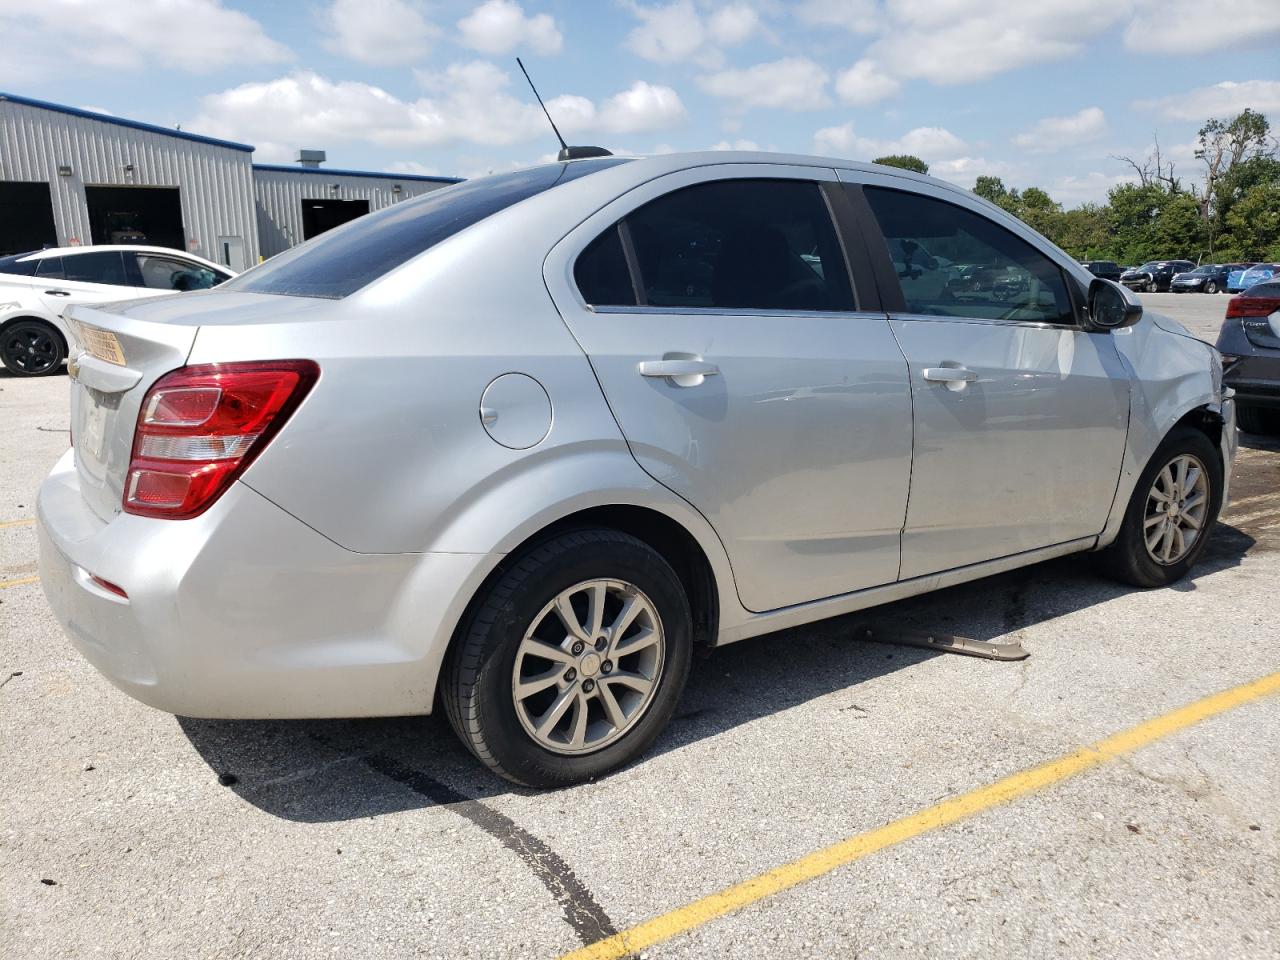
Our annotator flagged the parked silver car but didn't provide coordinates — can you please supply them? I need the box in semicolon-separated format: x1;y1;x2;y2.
38;153;1236;787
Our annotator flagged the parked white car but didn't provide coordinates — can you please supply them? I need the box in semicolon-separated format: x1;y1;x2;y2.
0;245;235;376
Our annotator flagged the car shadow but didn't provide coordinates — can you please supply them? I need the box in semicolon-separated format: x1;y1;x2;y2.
178;518;1257;822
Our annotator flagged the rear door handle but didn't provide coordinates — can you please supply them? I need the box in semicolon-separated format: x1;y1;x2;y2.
45;289;71;296
638;359;720;386
639;359;720;378
923;366;977;391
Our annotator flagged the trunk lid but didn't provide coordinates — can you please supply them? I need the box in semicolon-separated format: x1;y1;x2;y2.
65;303;198;521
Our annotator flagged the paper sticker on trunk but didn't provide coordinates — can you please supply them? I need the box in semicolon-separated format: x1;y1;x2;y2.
79;325;126;366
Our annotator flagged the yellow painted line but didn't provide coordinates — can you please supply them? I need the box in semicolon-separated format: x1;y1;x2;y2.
560;671;1280;960
0;518;35;529
0;575;39;589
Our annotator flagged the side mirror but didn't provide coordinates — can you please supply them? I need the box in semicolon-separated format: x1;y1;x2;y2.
1085;278;1143;331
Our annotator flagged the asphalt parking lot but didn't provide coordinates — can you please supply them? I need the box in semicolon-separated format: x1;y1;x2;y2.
2;292;1277;959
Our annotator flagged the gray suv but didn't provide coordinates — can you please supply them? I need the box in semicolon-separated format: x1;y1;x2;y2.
38;153;1235;786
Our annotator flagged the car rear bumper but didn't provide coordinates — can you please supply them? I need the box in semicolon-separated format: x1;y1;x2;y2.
38;449;490;719
1224;355;1280;409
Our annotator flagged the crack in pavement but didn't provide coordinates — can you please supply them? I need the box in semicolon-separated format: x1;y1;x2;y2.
307;733;619;949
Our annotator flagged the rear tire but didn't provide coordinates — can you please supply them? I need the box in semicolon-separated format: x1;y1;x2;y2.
444;529;693;787
1;319;65;377
1237;404;1280;435
1096;427;1223;588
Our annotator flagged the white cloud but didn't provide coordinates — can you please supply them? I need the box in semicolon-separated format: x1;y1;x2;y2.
796;0;879;33
457;0;563;56
1134;80;1280;121
1123;0;1280;54
813;122;970;161
710;139;761;151
386;160;444;176
834;59;900;105
624;1;756;66
323;0;435;65
929;156;1013;188
1012;107;1107;153
188;67;684;154
0;0;290;79
597;81;687;133
1050;171;1138;206
699;57;830;111
867;0;1127;85
707;5;760;45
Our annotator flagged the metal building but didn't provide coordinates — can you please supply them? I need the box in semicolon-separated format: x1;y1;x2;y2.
0;92;258;269
0;92;462;267
253;164;459;259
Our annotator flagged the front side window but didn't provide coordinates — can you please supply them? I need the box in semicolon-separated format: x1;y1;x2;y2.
133;254;224;291
62;251;128;286
588;179;854;312
864;186;1075;325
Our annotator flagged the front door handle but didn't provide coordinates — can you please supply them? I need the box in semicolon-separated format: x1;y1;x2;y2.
638;359;720;387
923;366;977;392
45;289;71;296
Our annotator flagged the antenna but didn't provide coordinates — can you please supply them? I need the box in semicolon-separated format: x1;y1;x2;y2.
517;57;568;155
516;57;613;163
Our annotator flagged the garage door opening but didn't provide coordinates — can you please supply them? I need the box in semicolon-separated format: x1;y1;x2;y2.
302;199;370;240
0;181;58;255
85;185;185;251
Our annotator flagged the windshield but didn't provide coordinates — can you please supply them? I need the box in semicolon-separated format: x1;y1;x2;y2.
0;252;39;275
1136;262;1161;271
228;158;630;299
1190;266;1216;275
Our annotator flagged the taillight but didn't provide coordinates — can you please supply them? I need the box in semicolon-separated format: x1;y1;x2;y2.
1226;295;1280;318
1227;295;1280;349
124;360;318;519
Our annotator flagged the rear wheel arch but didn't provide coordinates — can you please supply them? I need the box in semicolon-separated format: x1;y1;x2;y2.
447;504;719;665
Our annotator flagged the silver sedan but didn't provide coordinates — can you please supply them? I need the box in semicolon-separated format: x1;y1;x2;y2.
38;152;1236;786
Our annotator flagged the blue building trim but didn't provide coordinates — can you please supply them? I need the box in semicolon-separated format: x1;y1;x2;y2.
253;163;462;184
0;91;256;153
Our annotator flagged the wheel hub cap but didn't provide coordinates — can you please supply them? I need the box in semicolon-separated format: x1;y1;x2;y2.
1143;453;1209;566
512;578;665;756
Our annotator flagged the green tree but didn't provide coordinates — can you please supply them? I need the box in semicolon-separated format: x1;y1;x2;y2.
1220;181;1280;261
872;154;929;174
1195;109;1275;254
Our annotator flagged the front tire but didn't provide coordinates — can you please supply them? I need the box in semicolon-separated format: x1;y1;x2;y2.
1;319;66;377
444;529;693;787
1205;280;1219;294
1096;427;1223;588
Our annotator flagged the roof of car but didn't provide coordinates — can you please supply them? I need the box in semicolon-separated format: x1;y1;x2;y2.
13;245;230;273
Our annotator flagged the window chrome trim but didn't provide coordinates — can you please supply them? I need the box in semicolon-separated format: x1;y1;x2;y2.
888;311;1082;331
588;304;891;321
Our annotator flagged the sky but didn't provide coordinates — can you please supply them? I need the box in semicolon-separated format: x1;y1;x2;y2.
1;0;1278;205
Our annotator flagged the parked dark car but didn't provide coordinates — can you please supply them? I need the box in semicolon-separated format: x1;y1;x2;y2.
1120;260;1197;292
1216;280;1280;434
1080;260;1122;282
1170;263;1233;294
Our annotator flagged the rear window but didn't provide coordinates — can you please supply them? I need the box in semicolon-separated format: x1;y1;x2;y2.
229;159;630;300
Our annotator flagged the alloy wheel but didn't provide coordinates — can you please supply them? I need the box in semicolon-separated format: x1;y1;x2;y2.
512;578;665;755
2;323;60;375
1143;453;1209;565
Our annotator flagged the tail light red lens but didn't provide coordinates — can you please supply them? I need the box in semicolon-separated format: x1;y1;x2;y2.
1225;295;1280;319
124;360;319;519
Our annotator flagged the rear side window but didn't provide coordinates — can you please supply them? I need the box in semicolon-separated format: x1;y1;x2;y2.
616;179;855;312
229;159;630;300
863;186;1075;325
574;226;636;306
62;251;128;286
